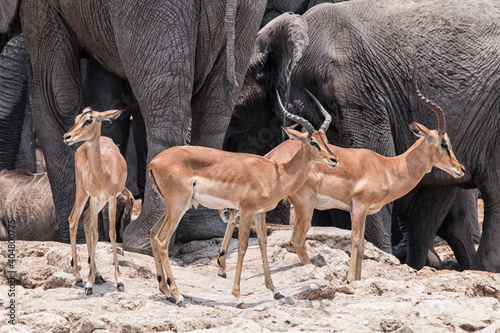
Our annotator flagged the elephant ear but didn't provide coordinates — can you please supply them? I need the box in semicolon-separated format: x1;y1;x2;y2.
0;0;18;34
253;12;309;101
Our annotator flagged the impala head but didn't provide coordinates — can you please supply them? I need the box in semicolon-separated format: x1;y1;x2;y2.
63;107;124;145
276;90;338;167
411;68;465;178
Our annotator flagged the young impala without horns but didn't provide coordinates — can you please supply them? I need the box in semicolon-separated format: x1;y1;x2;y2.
148;91;338;308
64;107;127;295
218;73;465;283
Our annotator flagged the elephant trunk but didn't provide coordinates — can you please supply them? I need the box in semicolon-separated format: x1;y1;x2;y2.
225;0;237;87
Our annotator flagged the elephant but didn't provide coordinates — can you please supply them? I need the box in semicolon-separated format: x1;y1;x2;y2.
225;0;499;272
0;0;267;254
0;169;134;242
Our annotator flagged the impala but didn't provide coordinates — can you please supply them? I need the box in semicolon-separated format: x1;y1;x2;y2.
218;74;465;283
63;107;127;295
148;91;337;308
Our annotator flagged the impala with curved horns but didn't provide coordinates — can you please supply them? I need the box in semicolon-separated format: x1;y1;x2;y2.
217;72;465;283
148;90;337;308
64;107;127;295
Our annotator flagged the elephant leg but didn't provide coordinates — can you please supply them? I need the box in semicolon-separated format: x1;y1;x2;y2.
437;189;478;270
474;182;500;272
0;35;29;171
364;205;393;254
21;2;86;243
118;17;197;255
398;186;462;270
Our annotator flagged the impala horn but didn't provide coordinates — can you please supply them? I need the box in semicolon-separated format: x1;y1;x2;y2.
276;90;315;134
412;66;446;136
305;89;332;132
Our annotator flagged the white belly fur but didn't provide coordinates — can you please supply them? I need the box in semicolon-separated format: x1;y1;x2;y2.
315;194;351;211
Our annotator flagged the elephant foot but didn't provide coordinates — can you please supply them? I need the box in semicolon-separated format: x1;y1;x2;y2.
175;207;227;243
123;210;160;255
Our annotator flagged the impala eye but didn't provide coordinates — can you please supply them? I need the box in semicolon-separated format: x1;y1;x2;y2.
84;118;93;126
440;141;447;149
310;140;321;150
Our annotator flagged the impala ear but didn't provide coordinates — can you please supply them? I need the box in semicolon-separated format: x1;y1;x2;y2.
99;109;125;122
283;126;308;142
409;122;432;138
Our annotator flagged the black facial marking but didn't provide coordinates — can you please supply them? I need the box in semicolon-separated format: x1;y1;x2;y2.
441;139;451;157
167;277;171;286
310;140;321;150
157;275;162;282
83;118;93;127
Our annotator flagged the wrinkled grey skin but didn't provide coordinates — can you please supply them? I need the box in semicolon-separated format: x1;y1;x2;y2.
0;34;32;172
0;0;266;254
0;169;134;242
262;0;340;27
228;1;500;272
0;36;144;240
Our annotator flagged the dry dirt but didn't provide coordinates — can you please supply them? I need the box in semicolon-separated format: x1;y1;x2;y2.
1;223;500;333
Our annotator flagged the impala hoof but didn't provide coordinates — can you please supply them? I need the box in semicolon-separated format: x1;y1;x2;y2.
75;277;84;287
217;271;227;279
274;292;285;300
117;282;125;292
85;287;93;295
166;296;177;304
236;302;248;309
94;273;105;285
176;297;186;307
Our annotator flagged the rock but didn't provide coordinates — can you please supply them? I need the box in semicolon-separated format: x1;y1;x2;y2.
73;318;108;333
4;229;500;332
117;254;154;278
18;312;69;333
292;280;336;300
44;271;74;290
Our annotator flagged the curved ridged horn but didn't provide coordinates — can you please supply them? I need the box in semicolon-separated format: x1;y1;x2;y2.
412;66;446;136
305;89;332;132
276;90;315;134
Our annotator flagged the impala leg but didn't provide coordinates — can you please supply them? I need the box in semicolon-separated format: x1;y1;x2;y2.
84;198;100;295
108;196;124;292
149;211;170;295
232;210;255;309
218;209;239;278
82;207;105;285
347;205;368;283
288;190;315;265
154;202;190;307
254;213;284;300
68;188;88;287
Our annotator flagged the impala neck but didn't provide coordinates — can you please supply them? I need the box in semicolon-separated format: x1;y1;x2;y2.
85;132;106;180
276;142;315;198
392;137;435;195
